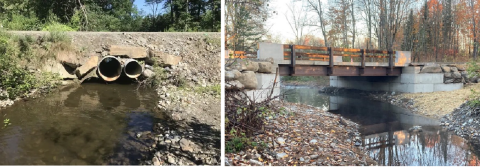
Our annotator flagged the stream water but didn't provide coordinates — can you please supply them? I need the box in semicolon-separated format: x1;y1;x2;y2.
0;83;160;165
282;86;480;166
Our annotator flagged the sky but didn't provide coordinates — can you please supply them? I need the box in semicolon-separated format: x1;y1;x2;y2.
133;0;165;15
266;0;324;43
266;0;371;44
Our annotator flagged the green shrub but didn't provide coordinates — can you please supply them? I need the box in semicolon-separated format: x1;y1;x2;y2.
3;14;42;31
204;36;220;47
226;136;249;153
42;22;76;32
0;31;61;99
469;88;480;107
142;66;167;88
193;84;221;96
44;31;71;44
467;59;480;78
225;128;268;153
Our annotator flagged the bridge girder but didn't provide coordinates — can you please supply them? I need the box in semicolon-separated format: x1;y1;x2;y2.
278;65;402;76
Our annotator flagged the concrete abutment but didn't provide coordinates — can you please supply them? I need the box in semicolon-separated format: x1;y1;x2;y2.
329;67;463;93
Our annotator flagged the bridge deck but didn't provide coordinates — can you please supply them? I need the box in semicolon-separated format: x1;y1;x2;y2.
278;44;410;76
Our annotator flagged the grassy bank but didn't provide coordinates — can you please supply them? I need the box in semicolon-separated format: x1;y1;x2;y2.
0;30;70;100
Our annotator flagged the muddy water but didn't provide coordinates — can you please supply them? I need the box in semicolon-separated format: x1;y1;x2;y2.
282;86;480;166
0;83;160;165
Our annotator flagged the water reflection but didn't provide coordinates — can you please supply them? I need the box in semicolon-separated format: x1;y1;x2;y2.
282;86;480;166
0;83;158;165
365;130;479;166
282;86;329;111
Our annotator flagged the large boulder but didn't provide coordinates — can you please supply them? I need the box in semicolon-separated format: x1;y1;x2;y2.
452;72;462;79
455;64;466;71
445;79;454;84
225;70;241;81
237;71;257;89
147;51;182;67
444;72;452;78
225;80;245;90
258;62;273;73
56;50;80;69
440;65;451;72
451;67;458;72
244;60;259;72
142;69;155;78
228;61;247;71
420;65;442;73
75;55;99;78
225;70;235;81
454;78;464;83
108;45;148;59
470;75;480;83
42;61;77;79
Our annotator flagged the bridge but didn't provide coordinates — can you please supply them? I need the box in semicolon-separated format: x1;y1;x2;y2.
256;42;463;93
274;44;410;76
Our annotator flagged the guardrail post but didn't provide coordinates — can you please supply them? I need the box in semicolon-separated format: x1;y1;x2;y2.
329;47;333;68
388;50;393;70
290;45;295;75
361;49;365;68
387;50;393;75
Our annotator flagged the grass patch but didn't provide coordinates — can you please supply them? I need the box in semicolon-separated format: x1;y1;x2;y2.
225;129;268;153
204;35;220;47
193;84;220;95
0;31;62;99
141;66;168;88
42;22;76;32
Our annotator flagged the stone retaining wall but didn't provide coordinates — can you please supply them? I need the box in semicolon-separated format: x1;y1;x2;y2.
225;58;281;102
418;63;478;84
225;59;276;90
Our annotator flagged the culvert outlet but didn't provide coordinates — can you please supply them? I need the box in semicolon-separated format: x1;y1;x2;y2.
124;59;143;79
98;56;122;82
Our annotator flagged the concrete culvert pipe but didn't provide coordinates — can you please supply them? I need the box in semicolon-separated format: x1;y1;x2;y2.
98;56;122;82
123;59;143;79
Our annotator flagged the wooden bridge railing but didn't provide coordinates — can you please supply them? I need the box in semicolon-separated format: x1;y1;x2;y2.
283;44;396;69
225;51;257;59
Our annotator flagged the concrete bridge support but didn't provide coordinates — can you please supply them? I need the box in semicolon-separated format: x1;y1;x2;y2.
329;67;463;93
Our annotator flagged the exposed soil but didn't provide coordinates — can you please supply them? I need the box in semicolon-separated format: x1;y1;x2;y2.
225;101;377;166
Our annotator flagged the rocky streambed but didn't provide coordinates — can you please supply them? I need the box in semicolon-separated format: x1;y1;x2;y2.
138;78;221;166
225;101;377;166
440;103;480;147
134;34;221;165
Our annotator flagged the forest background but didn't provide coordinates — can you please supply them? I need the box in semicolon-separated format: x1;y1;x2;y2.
0;0;220;32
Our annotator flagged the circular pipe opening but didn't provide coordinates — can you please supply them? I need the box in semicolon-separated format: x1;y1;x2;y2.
98;56;122;82
124;60;143;79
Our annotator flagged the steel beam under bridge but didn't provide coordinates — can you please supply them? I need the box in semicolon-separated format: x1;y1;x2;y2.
278;64;402;76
